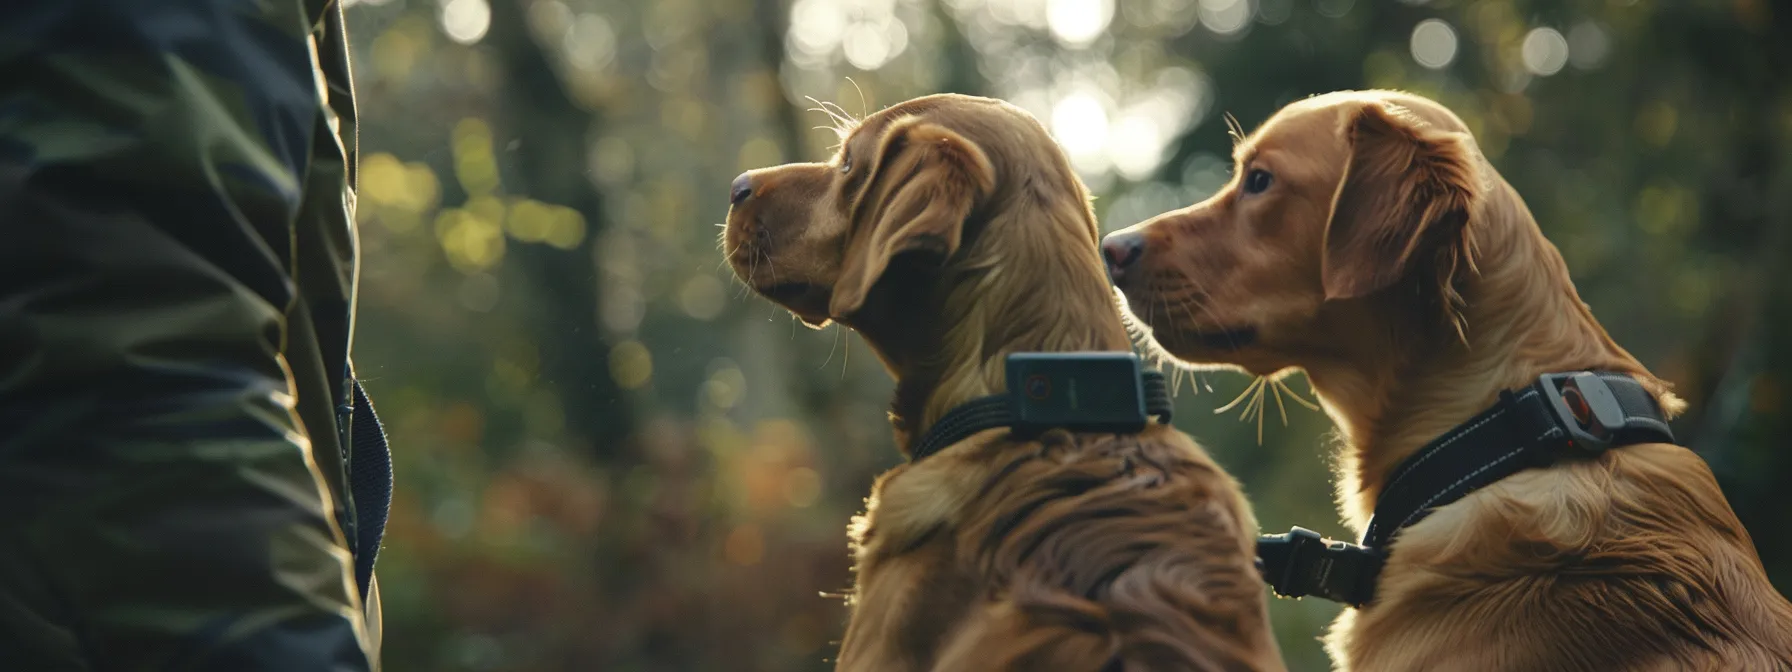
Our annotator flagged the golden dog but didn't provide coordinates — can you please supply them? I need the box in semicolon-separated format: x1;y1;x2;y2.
1103;89;1792;670
724;93;1284;671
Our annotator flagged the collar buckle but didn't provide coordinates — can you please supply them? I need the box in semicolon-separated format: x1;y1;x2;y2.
1256;527;1382;607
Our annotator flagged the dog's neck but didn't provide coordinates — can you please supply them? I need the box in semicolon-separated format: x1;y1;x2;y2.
858;198;1134;457
1301;181;1659;529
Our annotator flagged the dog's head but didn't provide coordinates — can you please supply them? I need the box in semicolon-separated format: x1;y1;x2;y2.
728;92;1135;441
722;94;1007;327
724;94;1114;364
1102;90;1484;373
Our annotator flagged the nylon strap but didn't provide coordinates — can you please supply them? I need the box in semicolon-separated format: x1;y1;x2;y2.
908;369;1173;463
1257;371;1677;607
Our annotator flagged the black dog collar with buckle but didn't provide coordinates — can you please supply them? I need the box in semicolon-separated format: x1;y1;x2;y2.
906;352;1175;462
1256;371;1678;607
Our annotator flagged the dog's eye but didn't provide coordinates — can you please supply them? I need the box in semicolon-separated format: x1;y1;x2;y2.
1243;168;1273;194
840;152;852;174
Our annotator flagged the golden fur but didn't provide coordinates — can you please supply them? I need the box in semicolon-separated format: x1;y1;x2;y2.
724;93;1285;671
1106;89;1792;670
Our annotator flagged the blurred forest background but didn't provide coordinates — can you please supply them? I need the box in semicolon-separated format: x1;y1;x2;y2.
338;0;1792;668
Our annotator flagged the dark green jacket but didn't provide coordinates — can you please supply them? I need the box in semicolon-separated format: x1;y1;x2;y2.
0;0;384;669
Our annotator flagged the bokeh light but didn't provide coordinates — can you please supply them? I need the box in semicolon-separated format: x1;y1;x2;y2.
1052;89;1111;172
1409;19;1458;70
788;0;911;71
608;340;654;389
438;0;490;45
1046;0;1116;47
1199;0;1253;36
564;13;617;72
1108;114;1164;179
678;275;727;321
1522;27;1570;76
1568;21;1611;70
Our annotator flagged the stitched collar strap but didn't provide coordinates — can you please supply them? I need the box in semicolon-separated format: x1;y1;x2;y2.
1257;371;1677;607
907;352;1174;463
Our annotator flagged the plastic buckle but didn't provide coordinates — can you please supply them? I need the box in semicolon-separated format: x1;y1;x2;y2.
1005;352;1149;437
1536;372;1624;454
1262;527;1326;598
1257;526;1381;606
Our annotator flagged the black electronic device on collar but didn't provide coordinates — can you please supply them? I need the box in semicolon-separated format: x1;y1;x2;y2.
906;352;1174;463
1255;370;1678;607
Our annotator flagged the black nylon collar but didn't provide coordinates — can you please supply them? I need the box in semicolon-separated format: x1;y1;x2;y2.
1257;371;1678;607
906;353;1175;463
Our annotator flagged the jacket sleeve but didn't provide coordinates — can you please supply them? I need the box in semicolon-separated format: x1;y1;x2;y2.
0;1;375;669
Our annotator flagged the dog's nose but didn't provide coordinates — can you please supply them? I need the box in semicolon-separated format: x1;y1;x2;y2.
729;172;755;206
1102;230;1146;283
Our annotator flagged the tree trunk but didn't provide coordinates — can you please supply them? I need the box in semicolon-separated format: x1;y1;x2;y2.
485;0;635;459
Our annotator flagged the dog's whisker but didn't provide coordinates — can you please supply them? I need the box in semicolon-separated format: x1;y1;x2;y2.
843;77;869;120
1277;377;1323;411
1174;275;1243;350
1247;379;1268;444
806;115;848;140
820;100;855;124
820;322;839;370
742;248;767;300
1214;376;1263;415
804;96;860;139
1216;375;1272;445
1154;277;1240;353
1256;386;1266;444
731;270;750;299
1171;295;1228;350
803;96;845;122
1271;377;1289;426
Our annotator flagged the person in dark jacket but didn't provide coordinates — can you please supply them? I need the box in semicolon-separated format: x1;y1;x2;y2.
0;0;390;669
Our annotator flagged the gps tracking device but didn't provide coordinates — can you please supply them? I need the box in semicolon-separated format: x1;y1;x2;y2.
1005;352;1151;437
905;351;1173;462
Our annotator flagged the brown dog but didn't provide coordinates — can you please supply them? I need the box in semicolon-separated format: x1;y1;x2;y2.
1103;89;1792;670
723;93;1285;671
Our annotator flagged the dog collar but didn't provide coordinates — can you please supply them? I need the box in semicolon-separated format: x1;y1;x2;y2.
1255;371;1678;607
906;352;1175;463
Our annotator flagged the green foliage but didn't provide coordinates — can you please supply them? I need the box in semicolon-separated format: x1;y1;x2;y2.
341;0;1791;669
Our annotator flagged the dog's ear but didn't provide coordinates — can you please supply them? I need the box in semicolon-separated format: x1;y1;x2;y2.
1320;102;1481;303
829;118;996;319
